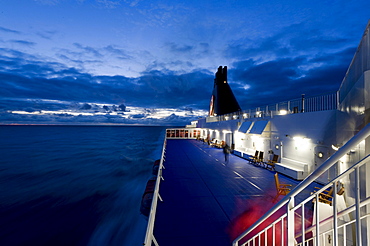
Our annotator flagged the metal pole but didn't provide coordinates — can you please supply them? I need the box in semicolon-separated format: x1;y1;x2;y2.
302;204;305;246
287;197;295;246
355;167;362;246
281;219;284;246
273;223;275;246
315;193;320;246
333;182;338;246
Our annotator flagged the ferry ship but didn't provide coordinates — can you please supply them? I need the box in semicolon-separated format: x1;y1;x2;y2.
142;21;370;246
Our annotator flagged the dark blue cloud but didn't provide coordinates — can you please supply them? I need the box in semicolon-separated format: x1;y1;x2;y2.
229;47;354;109
73;43;103;58
0;26;21;34
166;42;194;53
104;45;132;60
0;48;214;115
226;22;354;60
10;40;36;47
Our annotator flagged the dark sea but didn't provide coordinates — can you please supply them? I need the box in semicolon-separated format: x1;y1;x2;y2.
0;125;167;246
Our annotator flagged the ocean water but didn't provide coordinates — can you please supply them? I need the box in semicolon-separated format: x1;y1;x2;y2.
0;125;167;246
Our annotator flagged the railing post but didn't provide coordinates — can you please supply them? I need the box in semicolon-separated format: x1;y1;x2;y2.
272;223;275;246
287;197;295;246
355;167;362;246
333;182;338;246
336;90;340;109
302;204;305;246
315;193;320;246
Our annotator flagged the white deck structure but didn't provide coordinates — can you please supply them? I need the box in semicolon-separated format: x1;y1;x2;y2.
194;21;370;245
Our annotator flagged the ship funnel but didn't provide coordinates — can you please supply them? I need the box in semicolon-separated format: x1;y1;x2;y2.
209;66;241;116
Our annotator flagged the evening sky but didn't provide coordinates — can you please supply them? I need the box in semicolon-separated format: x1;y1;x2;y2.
0;0;369;125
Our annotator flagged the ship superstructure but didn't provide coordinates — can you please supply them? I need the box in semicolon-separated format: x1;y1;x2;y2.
143;21;370;246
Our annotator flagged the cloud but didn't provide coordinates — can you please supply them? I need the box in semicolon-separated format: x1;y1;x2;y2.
0;26;21;34
218;22;358;109
229;46;354;109
166;42;194;53
96;0;122;9
225;22;353;62
34;0;67;5
104;45;132;60
10;40;37;47
73;43;103;58
0;47;212;124
36;30;57;40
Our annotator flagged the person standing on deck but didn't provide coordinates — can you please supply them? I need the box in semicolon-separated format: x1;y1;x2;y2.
223;143;230;164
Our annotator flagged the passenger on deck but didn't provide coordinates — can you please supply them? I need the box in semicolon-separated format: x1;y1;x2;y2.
223;143;230;164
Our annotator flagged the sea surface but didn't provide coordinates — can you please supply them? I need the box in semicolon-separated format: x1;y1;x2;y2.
0;125;167;246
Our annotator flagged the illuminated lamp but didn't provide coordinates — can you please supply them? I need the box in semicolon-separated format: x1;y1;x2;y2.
275;144;280;150
318;152;324;158
279;110;288;115
331;144;339;151
293;136;304;141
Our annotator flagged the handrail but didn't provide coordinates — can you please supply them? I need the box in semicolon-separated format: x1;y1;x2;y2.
143;137;167;246
207;91;338;122
232;122;370;246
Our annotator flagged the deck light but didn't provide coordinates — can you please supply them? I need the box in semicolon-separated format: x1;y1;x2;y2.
318;152;324;158
331;144;340;151
279;110;288;115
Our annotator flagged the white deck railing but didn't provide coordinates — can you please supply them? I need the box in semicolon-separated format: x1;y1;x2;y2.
143;138;167;246
233;123;370;246
206;92;338;122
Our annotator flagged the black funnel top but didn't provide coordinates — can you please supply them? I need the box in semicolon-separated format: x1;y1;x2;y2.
209;66;241;116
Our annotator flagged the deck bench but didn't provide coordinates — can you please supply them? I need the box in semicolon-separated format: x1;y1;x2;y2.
233;148;256;162
275;158;309;180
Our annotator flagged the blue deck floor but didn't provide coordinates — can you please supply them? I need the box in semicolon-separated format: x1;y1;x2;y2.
153;139;319;246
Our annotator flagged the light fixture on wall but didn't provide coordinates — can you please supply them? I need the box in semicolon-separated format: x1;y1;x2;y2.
275;144;280;150
331;144;340;151
318;152;324;158
279;110;288;115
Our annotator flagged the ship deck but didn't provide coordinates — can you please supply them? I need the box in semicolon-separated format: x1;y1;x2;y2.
153;139;319;245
